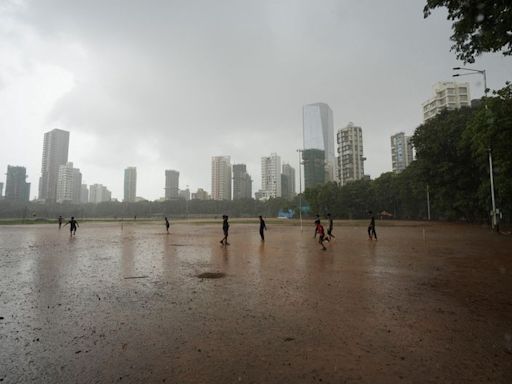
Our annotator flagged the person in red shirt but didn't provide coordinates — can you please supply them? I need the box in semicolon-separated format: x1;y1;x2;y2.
316;222;327;250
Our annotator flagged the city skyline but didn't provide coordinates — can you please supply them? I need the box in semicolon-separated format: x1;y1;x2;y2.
1;1;511;200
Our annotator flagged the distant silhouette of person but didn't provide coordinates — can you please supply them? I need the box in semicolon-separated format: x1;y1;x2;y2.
259;216;267;241
64;216;79;236
58;215;63;229
165;217;170;233
326;213;335;241
316;222;327;250
368;211;377;240
313;214;320;238
220;215;230;246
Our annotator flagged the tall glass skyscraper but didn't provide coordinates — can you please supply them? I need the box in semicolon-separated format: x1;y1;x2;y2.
39;128;70;202
302;103;335;189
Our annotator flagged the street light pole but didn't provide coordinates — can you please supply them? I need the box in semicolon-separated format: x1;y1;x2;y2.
297;149;303;232
488;148;498;231
426;184;431;221
452;67;487;96
453;67;498;231
186;184;189;220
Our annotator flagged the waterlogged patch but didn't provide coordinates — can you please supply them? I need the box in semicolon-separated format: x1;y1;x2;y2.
197;272;225;279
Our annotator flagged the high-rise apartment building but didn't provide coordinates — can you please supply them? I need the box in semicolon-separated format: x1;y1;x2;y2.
164;170;180;200
179;188;190;200
89;184;111;203
257;153;281;200
39;128;69;202
56;162;82;203
80;184;89;204
337;122;365;185
232;164;253;199
211;156;232;200
5;165;30;201
191;188;210;200
124;167;137;202
302;103;335;189
281;163;296;200
391;132;414;173
422;81;471;122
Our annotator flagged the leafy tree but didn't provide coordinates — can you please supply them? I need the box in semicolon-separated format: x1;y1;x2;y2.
424;0;512;63
412;107;485;220
466;83;512;216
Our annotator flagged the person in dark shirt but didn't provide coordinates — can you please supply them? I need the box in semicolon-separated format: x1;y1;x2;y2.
165;217;170;233
220;215;230;246
326;213;335;241
64;216;79;236
368;211;377;240
58;215;63;229
259;216;267;241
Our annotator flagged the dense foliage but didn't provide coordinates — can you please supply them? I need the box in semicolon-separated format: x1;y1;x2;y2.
424;0;512;63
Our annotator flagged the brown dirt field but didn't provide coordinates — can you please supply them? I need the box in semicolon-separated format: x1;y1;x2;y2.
0;221;511;383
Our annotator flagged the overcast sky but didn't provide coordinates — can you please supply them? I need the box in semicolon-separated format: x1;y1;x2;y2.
1;0;511;200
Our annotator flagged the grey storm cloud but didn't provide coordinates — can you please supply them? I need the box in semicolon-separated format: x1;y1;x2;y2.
1;0;511;199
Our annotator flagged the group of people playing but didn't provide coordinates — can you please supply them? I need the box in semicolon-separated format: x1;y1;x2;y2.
58;215;79;236
57;211;377;245
314;211;377;250
218;215;267;246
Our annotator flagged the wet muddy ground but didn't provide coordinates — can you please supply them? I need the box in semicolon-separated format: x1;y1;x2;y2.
1;221;511;383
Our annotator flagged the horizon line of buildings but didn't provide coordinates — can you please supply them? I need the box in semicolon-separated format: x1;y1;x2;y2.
0;80;474;203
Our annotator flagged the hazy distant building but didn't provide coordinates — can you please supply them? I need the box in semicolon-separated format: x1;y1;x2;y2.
80;184;89;204
211;156;232;200
192;188;210;200
0;182;3;199
165;170;180;200
38;128;69;202
56;162;82;204
5;165;30;201
281;163;296;200
337;122;365;185
232;164;253;199
89;184;111;203
179;188;190;200
422;81;471;122
303;103;335;188
124;167;137;202
257;153;281;199
391;132;414;173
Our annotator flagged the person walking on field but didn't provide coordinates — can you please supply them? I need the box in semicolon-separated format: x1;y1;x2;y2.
326;213;335;241
220;215;230;246
58;215;63;229
316;221;328;250
165;217;170;234
368;211;377;240
64;216;79;236
259;216;267;241
313;214;321;238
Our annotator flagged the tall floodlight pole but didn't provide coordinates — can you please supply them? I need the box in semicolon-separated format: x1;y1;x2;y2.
488;148;498;231
426;184;431;221
297;149;303;232
453;67;497;230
